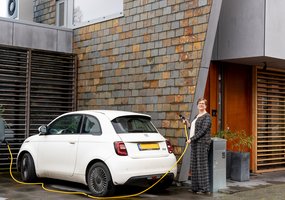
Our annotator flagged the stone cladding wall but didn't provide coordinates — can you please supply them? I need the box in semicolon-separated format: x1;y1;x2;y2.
74;0;213;156
34;0;56;25
34;0;213;159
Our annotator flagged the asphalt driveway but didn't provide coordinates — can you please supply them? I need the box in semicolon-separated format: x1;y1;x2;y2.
1;171;285;200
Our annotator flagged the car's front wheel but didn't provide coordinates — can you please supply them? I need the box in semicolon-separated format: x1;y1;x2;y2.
20;153;37;182
87;162;115;197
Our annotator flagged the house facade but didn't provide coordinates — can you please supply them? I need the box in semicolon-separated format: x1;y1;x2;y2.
1;0;285;178
0;1;75;171
32;0;220;178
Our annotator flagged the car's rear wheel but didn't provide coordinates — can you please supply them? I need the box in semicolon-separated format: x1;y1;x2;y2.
87;162;115;197
20;153;37;182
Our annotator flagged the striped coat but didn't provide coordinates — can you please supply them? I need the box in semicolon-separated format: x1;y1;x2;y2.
190;112;211;193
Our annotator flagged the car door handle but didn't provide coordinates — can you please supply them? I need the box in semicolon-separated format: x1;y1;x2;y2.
69;141;76;144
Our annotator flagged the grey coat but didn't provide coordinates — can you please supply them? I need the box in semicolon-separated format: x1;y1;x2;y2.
190;112;211;193
190;112;211;145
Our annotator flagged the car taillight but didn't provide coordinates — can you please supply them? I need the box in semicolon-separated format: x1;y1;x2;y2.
166;140;174;154
114;141;128;156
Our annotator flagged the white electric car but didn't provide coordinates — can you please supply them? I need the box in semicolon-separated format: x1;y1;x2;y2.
17;110;177;196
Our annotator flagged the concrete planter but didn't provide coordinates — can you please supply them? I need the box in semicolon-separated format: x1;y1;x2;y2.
230;151;250;181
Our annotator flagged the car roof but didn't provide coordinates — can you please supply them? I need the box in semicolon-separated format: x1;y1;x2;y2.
64;110;151;120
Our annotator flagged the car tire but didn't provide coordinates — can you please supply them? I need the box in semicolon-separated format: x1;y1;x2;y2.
20;153;37;182
87;162;115;197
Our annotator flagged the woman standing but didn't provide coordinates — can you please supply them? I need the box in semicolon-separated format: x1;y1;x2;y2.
184;98;212;195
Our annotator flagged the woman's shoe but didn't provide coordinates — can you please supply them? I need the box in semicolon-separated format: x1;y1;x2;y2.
196;191;204;195
188;189;198;194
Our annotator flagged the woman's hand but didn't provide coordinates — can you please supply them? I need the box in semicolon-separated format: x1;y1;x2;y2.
186;139;191;144
182;119;190;127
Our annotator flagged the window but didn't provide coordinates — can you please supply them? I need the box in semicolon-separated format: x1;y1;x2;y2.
58;1;65;26
73;0;123;27
56;0;124;28
82;115;102;135
48;114;82;135
112;116;158;134
56;0;67;27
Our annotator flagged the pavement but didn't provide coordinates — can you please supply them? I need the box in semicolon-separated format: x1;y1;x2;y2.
206;170;285;199
1;171;285;199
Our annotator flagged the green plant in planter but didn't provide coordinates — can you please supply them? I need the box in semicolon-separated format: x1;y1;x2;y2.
215;128;234;139
230;130;253;153
229;130;253;181
214;128;254;181
215;128;253;152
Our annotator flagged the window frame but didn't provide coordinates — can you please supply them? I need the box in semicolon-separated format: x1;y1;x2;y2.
56;0;124;29
47;114;83;135
111;116;158;134
81;114;102;135
56;0;67;27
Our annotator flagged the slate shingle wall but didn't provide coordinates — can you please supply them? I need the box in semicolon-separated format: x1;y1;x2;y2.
35;0;213;156
34;0;56;25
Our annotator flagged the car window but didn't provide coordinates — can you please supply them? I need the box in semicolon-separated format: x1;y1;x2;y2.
82;115;102;135
48;114;82;135
111;116;158;134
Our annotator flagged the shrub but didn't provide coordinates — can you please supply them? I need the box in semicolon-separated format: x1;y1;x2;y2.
215;128;253;153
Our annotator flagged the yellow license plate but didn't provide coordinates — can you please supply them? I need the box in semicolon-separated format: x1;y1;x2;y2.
138;143;160;150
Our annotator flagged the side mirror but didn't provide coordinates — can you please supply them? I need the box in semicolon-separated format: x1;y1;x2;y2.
38;125;47;135
0;118;4;143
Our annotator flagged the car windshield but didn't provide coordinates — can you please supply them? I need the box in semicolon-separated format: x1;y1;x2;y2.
111;116;158;134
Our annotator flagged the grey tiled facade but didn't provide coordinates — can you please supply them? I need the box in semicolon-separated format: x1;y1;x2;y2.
34;0;214;158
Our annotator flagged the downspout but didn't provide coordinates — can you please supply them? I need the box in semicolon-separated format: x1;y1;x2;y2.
178;0;223;182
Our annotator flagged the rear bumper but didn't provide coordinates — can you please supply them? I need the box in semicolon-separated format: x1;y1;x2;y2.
124;173;175;187
106;155;177;185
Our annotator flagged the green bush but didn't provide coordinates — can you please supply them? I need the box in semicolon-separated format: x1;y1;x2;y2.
215;128;253;153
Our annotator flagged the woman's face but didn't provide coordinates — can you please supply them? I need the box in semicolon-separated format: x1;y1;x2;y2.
197;100;207;111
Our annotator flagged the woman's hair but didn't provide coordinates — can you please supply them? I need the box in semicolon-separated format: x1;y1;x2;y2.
197;98;207;106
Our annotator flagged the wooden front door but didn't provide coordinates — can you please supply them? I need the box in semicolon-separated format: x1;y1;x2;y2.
204;62;219;135
223;64;252;137
206;62;253;169
206;62;252;135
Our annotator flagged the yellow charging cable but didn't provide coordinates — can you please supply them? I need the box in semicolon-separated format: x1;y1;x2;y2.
7;124;189;199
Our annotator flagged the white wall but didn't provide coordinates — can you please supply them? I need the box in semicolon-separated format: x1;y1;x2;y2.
265;0;285;59
213;0;285;65
0;0;8;17
0;17;73;53
213;0;265;60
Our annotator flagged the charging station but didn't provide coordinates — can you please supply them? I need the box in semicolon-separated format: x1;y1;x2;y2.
0;118;5;143
209;137;227;192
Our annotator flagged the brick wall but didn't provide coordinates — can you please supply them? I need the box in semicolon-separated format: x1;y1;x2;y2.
34;0;56;25
73;0;213;156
